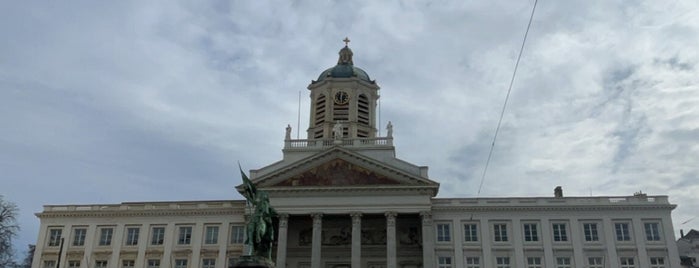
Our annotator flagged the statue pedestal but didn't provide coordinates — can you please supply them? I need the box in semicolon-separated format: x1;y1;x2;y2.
233;255;275;268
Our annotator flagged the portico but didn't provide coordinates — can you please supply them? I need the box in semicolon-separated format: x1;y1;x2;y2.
273;211;435;268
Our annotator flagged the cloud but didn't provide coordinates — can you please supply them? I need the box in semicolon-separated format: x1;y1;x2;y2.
1;0;698;253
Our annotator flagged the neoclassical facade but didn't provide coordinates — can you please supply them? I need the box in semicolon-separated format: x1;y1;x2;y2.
33;43;681;268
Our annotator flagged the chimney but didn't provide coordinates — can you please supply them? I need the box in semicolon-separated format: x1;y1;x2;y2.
554;186;563;198
680;229;684;239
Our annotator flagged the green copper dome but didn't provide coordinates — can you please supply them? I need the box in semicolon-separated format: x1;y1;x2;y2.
315;45;372;83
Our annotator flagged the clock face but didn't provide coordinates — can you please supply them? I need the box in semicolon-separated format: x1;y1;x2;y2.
334;91;350;105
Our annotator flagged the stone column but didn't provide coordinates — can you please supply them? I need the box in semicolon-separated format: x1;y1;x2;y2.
386;212;398;268
276;214;289;268
350;212;362;268
311;213;323;268
420;211;435;268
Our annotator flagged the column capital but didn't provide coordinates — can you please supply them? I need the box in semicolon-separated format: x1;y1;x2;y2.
420;211;432;226
311;213;323;228
385;211;398;227
350;212;362;225
278;213;289;228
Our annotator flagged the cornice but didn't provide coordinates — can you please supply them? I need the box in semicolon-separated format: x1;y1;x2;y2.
264;185;438;196
36;207;246;219
432;204;677;212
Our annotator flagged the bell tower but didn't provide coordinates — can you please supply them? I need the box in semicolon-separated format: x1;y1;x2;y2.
307;38;380;140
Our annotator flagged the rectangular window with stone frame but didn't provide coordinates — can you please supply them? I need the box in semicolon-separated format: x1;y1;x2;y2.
523;223;539;242
436;223;451;242
649;257;665;268
174;259;188;268
178;226;193;245
493;224;508;242
150;226;165;245
125;227;140;246
527;257;542;268
72;228;87;246
464;223;478;242
147;259;160;268
615;222;632;241
552;223;568;242
438;256;452;268
205;225;219;244
98;227;114;246
465;257;480;268
122;260;135;268
496;257;511;268
48;228;62;247
203;258;216;268
644;222;662;241
583;223;600;242
620;257;635;268
231;225;245;244
588;257;604;268
43;260;56;268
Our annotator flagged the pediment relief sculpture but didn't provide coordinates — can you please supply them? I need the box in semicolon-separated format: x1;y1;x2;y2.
273;159;401;187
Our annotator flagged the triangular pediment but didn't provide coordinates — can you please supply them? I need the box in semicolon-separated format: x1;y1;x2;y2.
272;158;402;187
250;147;439;195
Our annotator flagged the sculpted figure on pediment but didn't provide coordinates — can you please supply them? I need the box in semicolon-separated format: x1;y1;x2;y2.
274;159;401;187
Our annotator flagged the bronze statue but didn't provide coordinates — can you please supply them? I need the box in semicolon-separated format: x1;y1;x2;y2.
239;166;277;260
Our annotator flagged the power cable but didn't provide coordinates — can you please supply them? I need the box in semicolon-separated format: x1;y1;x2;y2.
477;0;538;195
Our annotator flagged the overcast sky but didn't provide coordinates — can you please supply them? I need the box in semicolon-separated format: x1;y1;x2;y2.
2;0;698;255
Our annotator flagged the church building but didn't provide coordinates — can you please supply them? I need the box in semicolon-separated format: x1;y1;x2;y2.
32;41;681;268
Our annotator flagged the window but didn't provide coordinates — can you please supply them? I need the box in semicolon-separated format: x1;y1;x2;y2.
615;223;631;241
496;257;511;268
67;261;80;267
151;226;165;245
125;227;139;246
527;257;542;268
231;225;245;244
357;94;371;130
48;229;62;247
464;224;478;242
588;257;604;268
645;223;661;241
43;260;57;268
205;226;219;244
203;259;216;268
650;257;665;268
438;256;452;268
583;223;599;242
552;223;568;242
95;260;108;268
494;224;508;242
620;257;635;268
523;223;539;242
174;259;188;268
178;226;193;245
122;260;135;268
147;259;160;268
437;224;451;242
556;257;572;268
465;257;480;268
99;227;113;246
72;228;86;246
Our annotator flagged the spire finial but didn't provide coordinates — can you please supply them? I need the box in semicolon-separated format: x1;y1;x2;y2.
343;37;350;47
